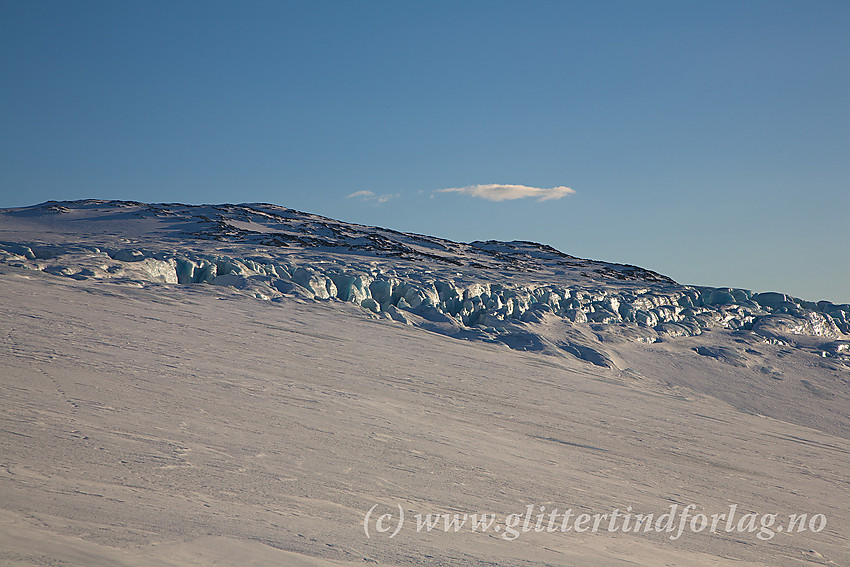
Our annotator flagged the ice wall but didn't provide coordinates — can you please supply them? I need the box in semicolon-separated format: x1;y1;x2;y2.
2;241;847;366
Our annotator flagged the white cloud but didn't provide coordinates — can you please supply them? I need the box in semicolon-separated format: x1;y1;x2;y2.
346;190;399;204
437;184;575;202
347;190;376;199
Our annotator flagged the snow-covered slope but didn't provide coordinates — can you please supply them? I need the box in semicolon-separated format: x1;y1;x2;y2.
1;200;848;566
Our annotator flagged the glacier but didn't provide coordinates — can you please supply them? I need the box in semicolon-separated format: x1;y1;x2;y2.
2;199;849;567
1;199;847;369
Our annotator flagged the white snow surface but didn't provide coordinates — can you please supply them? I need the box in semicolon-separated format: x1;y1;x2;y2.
1;199;848;566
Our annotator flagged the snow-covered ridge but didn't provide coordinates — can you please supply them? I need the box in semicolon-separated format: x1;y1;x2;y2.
1;199;848;367
2;199;670;281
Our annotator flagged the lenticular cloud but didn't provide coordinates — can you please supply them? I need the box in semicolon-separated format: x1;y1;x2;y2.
437;184;575;202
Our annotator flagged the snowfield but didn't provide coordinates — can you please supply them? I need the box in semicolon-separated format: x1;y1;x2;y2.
0;200;847;566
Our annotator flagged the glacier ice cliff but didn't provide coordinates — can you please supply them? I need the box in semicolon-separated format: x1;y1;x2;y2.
1;200;847;369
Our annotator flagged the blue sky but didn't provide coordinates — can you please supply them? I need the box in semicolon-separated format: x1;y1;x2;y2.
2;1;848;302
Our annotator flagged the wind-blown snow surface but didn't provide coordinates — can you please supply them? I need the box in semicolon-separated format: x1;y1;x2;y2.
0;200;848;566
